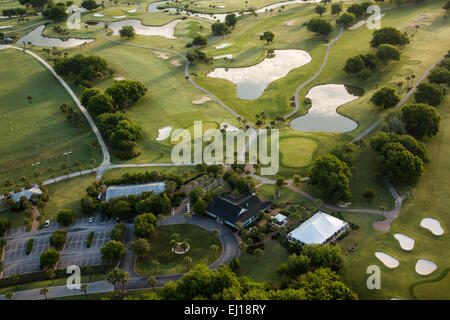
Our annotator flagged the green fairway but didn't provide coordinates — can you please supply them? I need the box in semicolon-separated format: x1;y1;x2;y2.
411;268;450;300
279;137;317;168
136;224;222;276
239;239;288;287
0;49;102;194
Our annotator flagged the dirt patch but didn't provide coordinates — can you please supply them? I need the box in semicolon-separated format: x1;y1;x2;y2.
154;51;169;60
192;96;211;104
285;19;296;26
171;59;181;66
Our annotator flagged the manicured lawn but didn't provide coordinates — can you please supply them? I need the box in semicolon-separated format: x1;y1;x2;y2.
238;239;288;287
136;224;222;276
0;49;102;194
101;166;200;181
279;137;317;168
411;268;450;300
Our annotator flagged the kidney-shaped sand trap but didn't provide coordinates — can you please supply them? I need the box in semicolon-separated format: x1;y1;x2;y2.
290;84;360;133
207;49;312;100
415;259;437;275
109;19;181;39
156;127;172;141
375;252;399;269
394;233;415;251
420;218;444;236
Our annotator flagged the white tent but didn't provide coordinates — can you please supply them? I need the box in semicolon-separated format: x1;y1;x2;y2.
287;211;348;245
11;186;42;202
105;182;165;201
272;213;288;227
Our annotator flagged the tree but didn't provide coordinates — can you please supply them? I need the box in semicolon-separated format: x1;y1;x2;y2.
428;68;450;86
42;5;68;22
370;27;409;48
315;4;327;17
377;142;424;181
293;174;302;185
0;217;11;237
11;274;19;289
119;25;135;39
225;13;237;27
414;83;445;107
376;44;401;63
50;229;67;250
370;87;401;109
212;228;221;237
254;248;264;259
343;55;365;74
443;0;450;15
105;79;147;109
56;209;75;226
148;276;157;291
47;269;55;284
87;93;114;117
151;260;160;275
184;212;192;224
211;22;228;36
81;87;102;106
6;291;14;300
184;256;193;271
401;103;441;139
130;238;151;256
192;35;207;46
110;222;126;242
307;18;333;36
260;31;275;44
336;12;356;27
331;3;342;15
134;213;157;239
363;189;376;200
106;268;129;296
308;154;352;201
101;240;126;263
193;197;207;215
81;283;88;298
40;249;60;268
81;0;97;11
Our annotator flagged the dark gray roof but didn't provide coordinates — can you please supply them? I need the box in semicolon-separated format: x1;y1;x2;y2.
207;193;272;225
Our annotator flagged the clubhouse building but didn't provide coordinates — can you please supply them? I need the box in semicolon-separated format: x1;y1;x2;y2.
206;193;272;229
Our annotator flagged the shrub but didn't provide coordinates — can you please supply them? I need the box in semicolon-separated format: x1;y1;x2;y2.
26;238;34;255
370;87;401;109
362;189;376;200
87;232;94;248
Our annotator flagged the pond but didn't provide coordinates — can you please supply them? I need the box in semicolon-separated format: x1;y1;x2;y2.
107;19;181;39
207;49;312;100
290;84;363;133
17;25;94;47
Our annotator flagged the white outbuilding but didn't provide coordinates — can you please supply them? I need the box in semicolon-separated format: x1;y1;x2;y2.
287;211;349;245
11;186;42;202
272;213;288;227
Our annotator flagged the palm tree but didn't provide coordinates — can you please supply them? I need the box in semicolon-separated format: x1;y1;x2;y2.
151;260;160;275
147;276;157;291
6;291;14;300
106;268;130;297
11;274;19;289
254;248;264;259
379;205;387;217
212;228;221;237
184;212;192;224
181;241;190;253
40;287;49;299
170;239;178;251
81;283;88;298
184;256;193;271
238;242;247;252
235;221;243;231
77;165;83;175
210;244;219;256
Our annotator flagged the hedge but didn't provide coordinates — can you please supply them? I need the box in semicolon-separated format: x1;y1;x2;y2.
0;265;113;289
26;239;34;255
87;232;94;248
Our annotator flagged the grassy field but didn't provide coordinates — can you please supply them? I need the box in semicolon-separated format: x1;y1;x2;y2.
338;95;450;300
238;239;288;287
0;49;102;194
410;268;450;300
136;224;222;276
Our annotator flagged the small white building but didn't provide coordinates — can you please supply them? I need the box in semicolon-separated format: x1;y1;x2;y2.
105;182;165;201
272;213;288;227
287;211;349;245
11;186;42;202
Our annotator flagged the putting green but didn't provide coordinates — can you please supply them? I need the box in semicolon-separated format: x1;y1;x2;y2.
279;137;317;167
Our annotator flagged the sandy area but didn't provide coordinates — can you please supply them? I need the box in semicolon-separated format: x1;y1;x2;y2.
192;96;211;104
114;77;125;81
127;9;137;13
394;233;415;251
93;13;104;17
156;126;172;141
154;51;169;59
415;259;437;275
375;252;399;268
214;54;232;59
420;218;444;236
285;19;296;26
221;123;239;131
349;20;366;31
171;59;182;66
216;43;231;49
109;19;181;39
113;15;127;19
0;25;12;29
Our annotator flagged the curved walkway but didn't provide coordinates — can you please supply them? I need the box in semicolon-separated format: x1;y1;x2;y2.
0;212;239;300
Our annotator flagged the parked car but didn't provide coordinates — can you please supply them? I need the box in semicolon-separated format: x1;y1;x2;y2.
44;220;50;228
88;217;93;223
116;217;120;222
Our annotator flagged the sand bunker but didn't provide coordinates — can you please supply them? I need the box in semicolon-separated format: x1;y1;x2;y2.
216;43;231;49
415;259;437;275
420;218;444;236
171;59;181;66
285;19;296;26
214;54;232;59
113;15;127;19
207;49;312;100
290;84;360;133
394;233;415;251
114;77;125;81
93;13;104;17
192;96;211;104
154;51;169;59
127;9;137;13
221;123;239;131
156;127;172;141
375;252;399;268
109;19;181;39
349;20;366;31
0;25;12;29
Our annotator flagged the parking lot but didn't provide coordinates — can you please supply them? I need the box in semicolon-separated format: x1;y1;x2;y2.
1;216;116;278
